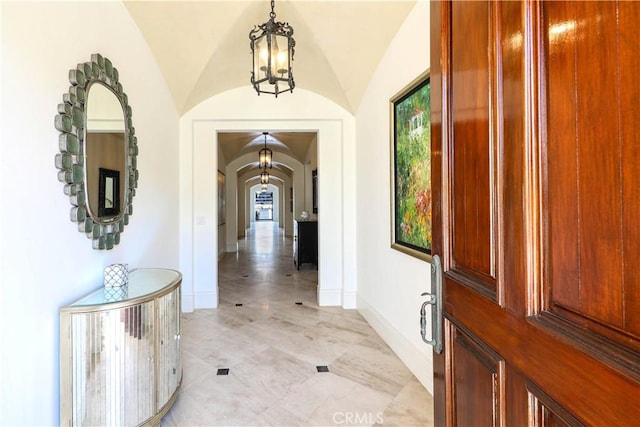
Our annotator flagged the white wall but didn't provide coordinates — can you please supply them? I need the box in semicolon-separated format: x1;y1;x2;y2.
179;87;357;311
0;2;180;425
355;1;434;393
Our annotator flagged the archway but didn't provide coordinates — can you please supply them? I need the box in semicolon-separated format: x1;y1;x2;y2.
178;87;356;311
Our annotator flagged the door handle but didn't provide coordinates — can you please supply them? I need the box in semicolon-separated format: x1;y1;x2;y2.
420;254;443;354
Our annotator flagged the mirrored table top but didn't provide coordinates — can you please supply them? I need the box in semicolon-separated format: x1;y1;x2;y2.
66;268;181;309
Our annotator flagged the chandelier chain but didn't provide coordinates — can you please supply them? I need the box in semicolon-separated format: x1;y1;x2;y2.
270;0;276;19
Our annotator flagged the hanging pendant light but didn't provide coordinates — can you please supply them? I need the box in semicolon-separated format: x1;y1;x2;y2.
249;0;295;96
260;168;270;185
258;131;272;169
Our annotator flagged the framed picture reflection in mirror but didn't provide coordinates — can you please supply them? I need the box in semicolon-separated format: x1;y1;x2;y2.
98;167;120;218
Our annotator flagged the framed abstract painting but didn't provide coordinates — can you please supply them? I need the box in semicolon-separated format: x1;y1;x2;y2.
390;70;432;261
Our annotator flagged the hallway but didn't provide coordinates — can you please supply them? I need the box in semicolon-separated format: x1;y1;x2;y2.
162;221;433;426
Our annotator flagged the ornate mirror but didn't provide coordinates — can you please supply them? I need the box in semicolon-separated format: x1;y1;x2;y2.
54;54;138;250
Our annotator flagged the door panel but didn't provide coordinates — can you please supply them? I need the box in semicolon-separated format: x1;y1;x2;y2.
443;278;639;424
450;0;497;291
450;323;503;427
545;0;640;346
499;0;527;316
618;1;640;338
504;368;528;427
431;1;640;425
528;381;586;427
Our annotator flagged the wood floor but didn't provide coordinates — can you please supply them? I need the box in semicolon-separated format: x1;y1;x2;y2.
161;221;434;426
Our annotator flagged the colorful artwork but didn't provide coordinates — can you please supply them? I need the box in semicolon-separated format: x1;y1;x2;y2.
391;71;431;260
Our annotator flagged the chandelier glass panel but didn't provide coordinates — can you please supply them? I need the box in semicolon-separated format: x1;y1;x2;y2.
249;0;295;96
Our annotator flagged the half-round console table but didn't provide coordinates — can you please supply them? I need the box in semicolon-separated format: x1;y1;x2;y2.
60;268;182;426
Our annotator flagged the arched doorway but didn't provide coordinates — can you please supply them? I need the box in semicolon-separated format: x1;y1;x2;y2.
252;183;278;222
179;88;356;311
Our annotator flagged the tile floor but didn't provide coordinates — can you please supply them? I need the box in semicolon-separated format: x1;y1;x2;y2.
161;221;434;426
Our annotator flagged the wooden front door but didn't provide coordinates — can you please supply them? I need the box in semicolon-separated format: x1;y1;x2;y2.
430;1;640;425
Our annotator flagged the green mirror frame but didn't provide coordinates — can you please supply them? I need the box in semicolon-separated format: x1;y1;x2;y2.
54;54;139;250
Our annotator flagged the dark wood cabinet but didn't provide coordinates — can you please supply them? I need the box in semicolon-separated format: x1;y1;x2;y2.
293;220;317;269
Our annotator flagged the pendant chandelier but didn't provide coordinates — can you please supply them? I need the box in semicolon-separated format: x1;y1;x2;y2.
260;168;270;185
258;131;272;169
261;183;268;192
249;0;295;96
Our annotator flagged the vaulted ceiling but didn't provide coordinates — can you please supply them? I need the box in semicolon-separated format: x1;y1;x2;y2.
124;0;417;172
219;131;317;177
124;0;417;116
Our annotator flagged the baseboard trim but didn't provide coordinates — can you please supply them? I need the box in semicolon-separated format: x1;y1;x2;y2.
318;288;342;306
195;291;218;309
342;291;357;309
357;294;433;394
182;294;195;313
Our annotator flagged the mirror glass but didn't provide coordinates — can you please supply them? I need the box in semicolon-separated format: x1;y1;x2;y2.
54;53;139;250
86;82;126;222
